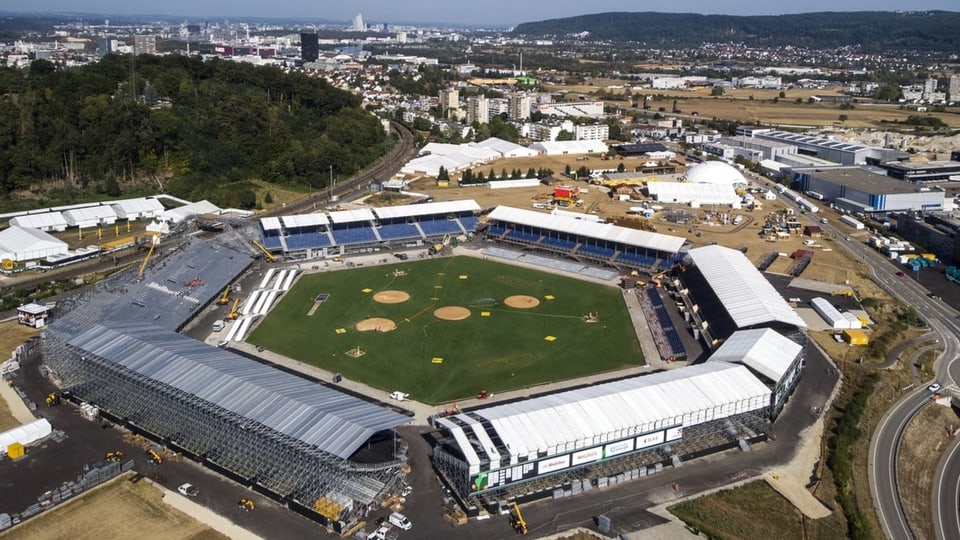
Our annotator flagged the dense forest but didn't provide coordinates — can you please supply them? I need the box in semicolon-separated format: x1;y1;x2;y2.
512;11;960;51
0;54;390;211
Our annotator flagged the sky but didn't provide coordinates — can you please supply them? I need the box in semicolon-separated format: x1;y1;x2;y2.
10;1;960;26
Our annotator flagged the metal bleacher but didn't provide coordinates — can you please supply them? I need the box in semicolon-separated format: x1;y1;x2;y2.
540;236;577;250
284;231;332;250
457;216;479;232
578;243;616;258
644;287;686;360
505;229;542;244
617;251;658;268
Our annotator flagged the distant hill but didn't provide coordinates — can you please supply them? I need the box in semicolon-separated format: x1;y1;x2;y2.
511;11;960;51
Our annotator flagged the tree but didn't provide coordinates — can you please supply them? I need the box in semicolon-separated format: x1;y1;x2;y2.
778;91;786;99
838;114;848;123
487;170;497;181
556;129;575;141
617;162;626;172
564;164;572;176
875;84;900;102
526;167;537;178
500;168;508;180
710;86;725;97
437;166;449;181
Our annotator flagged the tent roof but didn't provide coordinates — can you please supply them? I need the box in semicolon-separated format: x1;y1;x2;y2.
488;205;685;253
706;328;801;382
373;200;480;220
647;182;741;204
111;198;165;213
445;362;769;458
63;206;118;221
0;226;68;253
328;208;376;224
10;212;68;229
68;322;410;459
686;245;806;329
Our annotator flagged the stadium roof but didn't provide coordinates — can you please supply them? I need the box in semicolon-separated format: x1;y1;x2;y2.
0;226;67;253
9;212;68;230
260;216;282;232
443;361;770;463
488;205;685;254
373;200;480;220
67;322;410;460
706;328;801;383
686;245;806;329
328;208;376;224
282;214;330;228
647;182;740;205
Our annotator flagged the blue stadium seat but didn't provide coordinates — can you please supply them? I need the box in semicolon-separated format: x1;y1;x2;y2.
419;219;462;236
579;243;616;258
458;216;479;232
331;225;378;245
377;222;423;241
541;236;576;250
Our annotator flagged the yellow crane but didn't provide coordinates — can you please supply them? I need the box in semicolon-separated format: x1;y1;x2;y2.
509;502;527;534
137;234;160;277
217;286;231;305
251;240;276;262
226;298;241;320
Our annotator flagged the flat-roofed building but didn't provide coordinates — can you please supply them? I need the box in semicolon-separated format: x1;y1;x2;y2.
789;166;946;214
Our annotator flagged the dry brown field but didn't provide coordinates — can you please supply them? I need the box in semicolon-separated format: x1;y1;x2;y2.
0;320;41;432
0;477;227;540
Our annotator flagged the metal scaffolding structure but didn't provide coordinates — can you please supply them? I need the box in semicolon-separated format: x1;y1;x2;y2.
41;226;411;522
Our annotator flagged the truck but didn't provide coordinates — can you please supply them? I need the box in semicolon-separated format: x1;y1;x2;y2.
177;483;199;497
839;215;865;230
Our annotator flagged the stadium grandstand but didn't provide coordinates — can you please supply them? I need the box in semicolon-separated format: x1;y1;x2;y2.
431;361;773;512
258;200;481;259
484;206;686;272
679;245;807;346
42;225;413;530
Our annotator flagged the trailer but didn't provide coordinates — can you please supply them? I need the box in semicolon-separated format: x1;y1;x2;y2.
839;215;864;230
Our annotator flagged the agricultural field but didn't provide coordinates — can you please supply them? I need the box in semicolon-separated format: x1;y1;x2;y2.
247;256;642;404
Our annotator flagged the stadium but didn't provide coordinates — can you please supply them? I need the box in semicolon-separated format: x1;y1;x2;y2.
37;196;808;528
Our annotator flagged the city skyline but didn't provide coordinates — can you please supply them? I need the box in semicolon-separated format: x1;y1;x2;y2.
8;1;960;26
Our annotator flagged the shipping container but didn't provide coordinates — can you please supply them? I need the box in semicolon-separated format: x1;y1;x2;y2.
839;215;864;229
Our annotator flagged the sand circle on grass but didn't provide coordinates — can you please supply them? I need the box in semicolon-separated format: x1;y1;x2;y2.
356;318;397;332
373;290;410;304
434;306;471;321
504;295;540;309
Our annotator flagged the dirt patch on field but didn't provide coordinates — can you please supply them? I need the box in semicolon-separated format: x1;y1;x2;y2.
0;475;227;540
356;318;397;332
504;295;540;309
434;306;471;320
373;290;410;304
898;403;959;540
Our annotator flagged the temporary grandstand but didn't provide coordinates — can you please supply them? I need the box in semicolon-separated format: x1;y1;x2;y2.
680;245;806;345
485;205;686;272
258;200;481;259
431;361;772;511
42;226;413;528
706;328;804;417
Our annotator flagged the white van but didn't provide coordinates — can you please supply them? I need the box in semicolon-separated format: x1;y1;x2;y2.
388;512;412;530
212;320;225;332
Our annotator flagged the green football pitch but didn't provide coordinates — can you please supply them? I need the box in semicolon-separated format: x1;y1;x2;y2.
247;256;643;404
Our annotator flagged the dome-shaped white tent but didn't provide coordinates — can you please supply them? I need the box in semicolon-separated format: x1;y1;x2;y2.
684;161;747;186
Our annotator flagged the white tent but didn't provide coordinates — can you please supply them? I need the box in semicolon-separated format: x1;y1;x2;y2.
161;200;220;223
111;198;165;220
529;140;609;155
0;418;52;449
9;212;68;232
0;226;69;262
63;206;118;228
707;328;802;383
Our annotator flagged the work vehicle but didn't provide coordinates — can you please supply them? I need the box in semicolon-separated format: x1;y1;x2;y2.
45;393;61;406
177;483;199;497
509;502;527;534
367;525;390;540
388;512;412;530
226;298;240;320
238;498;255;511
146;448;163;464
212;320;225;332
105;451;124;462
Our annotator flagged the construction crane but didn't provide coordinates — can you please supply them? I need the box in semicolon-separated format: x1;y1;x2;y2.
217;286;231;305
137;234;160;277
226;298;241;320
509;502;527;534
251;240;276;262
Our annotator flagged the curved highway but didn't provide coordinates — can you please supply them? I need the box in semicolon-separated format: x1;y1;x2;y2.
743;171;960;540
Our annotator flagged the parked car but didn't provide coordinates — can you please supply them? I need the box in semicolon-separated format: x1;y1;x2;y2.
177;483;199;497
895;271;905;277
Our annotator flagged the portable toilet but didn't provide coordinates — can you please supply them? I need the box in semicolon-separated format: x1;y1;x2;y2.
6;442;24;460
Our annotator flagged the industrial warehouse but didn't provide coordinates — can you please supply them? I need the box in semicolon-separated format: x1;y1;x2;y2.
40;231;413;530
788;165;947;214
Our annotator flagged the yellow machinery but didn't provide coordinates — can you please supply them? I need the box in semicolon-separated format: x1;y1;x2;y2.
105;450;124;462
45;393;60;406
137;234;160;277
226;298;241;320
238;498;255;511
251;240;276;262
147;449;163;464
509;502;527;534
217;286;231;305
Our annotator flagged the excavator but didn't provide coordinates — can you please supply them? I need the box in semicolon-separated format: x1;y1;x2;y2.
226;298;241;320
138;234;160;277
509;502;527;534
